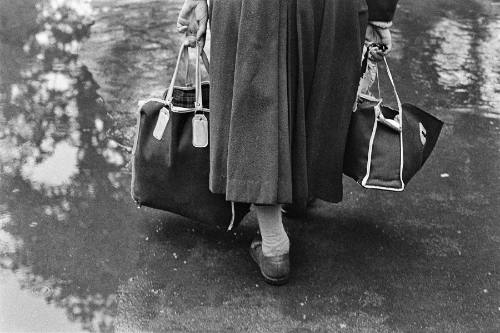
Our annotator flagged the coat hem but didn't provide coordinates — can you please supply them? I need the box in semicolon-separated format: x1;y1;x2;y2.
210;176;293;205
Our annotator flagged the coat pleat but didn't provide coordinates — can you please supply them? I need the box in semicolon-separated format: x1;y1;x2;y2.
209;0;291;204
209;0;368;206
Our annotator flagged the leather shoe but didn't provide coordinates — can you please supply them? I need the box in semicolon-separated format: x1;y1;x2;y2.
249;238;290;285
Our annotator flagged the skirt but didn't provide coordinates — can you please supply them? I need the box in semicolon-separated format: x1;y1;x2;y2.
209;0;368;207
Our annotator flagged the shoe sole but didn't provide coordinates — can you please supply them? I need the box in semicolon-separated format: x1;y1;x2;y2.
249;247;289;286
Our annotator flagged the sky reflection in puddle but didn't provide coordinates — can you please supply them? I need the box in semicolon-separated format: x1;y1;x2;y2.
0;269;87;333
21;141;79;188
431;18;475;89
431;15;500;110
0;1;139;331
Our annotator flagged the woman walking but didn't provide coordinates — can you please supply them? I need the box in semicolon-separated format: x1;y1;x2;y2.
177;0;398;285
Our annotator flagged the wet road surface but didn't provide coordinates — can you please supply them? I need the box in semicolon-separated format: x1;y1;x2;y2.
0;0;499;332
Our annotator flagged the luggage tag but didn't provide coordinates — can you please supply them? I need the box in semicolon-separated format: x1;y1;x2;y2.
153;107;170;140
192;113;209;148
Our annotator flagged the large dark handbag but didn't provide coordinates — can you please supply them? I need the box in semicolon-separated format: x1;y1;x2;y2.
131;42;250;229
343;57;443;191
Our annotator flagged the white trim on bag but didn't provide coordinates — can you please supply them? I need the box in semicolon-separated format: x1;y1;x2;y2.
362;184;405;191
359;58;406;191
360;120;405;191
361;110;379;186
384;57;405;191
227;201;236;231
138;98;210;113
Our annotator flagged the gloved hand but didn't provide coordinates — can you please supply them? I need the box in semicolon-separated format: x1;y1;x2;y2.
365;23;392;61
177;0;208;51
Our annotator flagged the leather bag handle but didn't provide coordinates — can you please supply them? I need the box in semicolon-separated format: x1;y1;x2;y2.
381;57;402;120
165;41;210;107
195;43;202;110
372;57;403;132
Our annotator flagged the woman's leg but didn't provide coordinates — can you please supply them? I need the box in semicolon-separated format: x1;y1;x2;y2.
251;204;290;285
254;204;290;256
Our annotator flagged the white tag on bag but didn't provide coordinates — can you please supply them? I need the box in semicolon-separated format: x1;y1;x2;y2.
153;107;170;140
192;113;209;148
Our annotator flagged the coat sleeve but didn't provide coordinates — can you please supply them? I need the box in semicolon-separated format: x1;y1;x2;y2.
366;0;399;22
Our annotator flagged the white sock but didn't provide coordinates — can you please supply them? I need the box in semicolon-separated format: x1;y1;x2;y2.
255;204;290;257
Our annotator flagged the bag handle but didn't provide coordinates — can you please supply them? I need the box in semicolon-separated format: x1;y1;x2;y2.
381;57;402;121
165;41;210;107
195;43;203;110
372;56;403;131
361;43;403;130
195;44;210;110
183;45;210;86
182;46;191;86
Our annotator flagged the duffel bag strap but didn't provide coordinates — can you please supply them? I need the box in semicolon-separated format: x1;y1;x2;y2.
383;57;403;126
374;57;403;130
192;44;210;148
165;42;210;108
184;45;210;86
369;57;403;132
195;43;204;111
165;41;190;106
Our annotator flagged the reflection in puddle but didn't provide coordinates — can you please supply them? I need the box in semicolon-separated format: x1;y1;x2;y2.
430;18;474;89
21;141;78;188
42;0;93;18
425;13;500;111
478;19;500;110
0;1;141;332
0;270;86;333
0;210;18;254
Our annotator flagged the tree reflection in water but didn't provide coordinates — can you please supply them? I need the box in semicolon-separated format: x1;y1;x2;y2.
0;1;142;332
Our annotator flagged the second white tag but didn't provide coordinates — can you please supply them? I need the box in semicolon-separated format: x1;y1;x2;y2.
192;113;209;148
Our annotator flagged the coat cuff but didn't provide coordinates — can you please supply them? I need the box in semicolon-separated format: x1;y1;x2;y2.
369;21;393;29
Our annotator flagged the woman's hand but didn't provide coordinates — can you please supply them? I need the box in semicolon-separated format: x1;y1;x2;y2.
365;23;392;61
177;0;208;51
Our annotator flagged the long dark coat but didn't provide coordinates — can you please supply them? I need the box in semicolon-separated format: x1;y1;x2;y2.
209;0;398;206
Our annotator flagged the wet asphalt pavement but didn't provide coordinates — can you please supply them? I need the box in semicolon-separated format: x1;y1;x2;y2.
0;0;500;332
